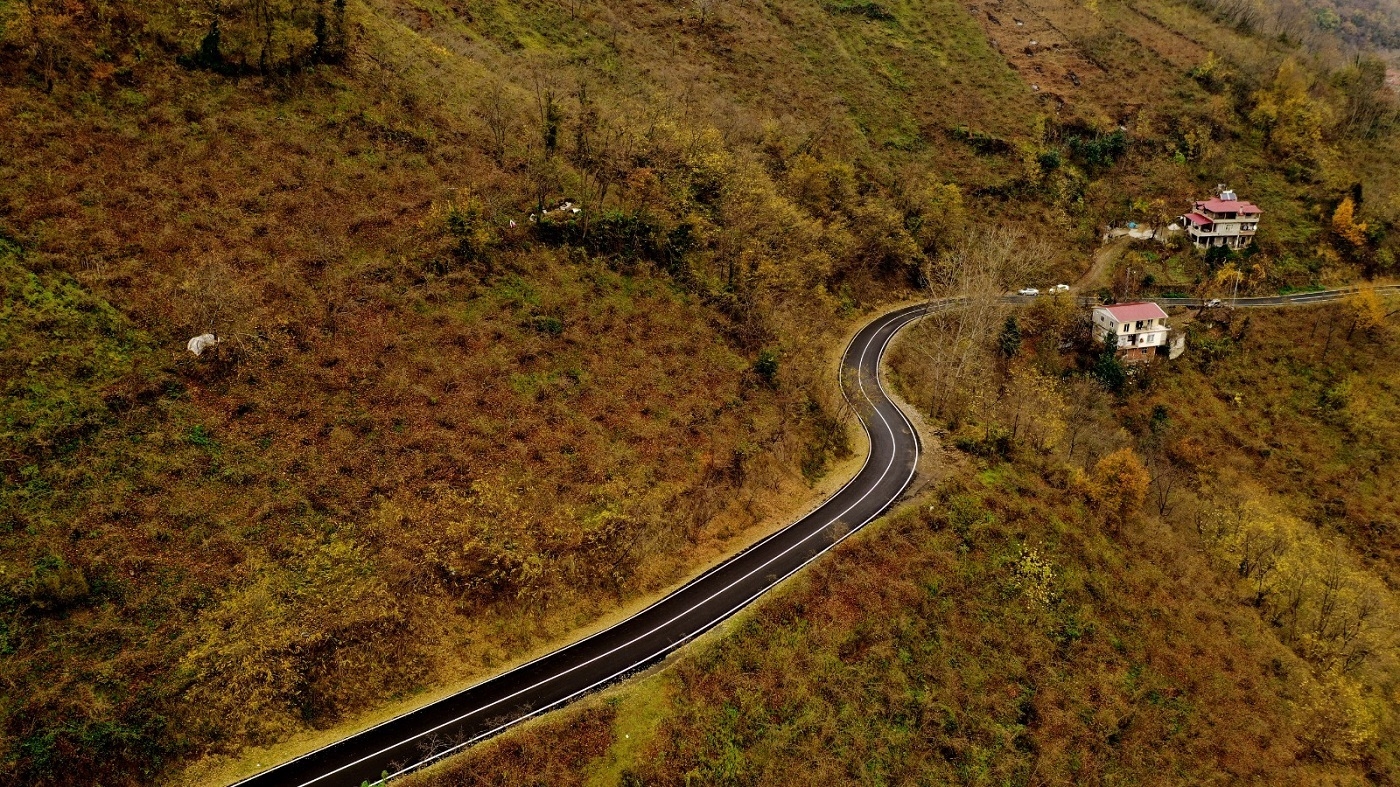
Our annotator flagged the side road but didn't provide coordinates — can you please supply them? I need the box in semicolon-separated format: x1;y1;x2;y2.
999;283;1400;309
1154;283;1400;308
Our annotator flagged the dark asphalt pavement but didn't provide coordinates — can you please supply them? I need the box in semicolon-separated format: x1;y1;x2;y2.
227;282;1399;786
1156;283;1400;308
230;302;935;787
1050;283;1400;309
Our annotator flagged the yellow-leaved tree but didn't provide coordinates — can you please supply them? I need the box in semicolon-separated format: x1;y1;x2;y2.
1297;673;1380;763
1333;196;1369;248
1345;284;1388;340
1214;262;1245;300
1198;496;1395;676
1001;364;1067;453
904;177;966;255
1250;59;1333;168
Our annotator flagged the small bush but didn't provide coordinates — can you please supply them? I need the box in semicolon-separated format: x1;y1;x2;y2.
1067;130;1128;171
951;126;1014;155
754;349;780;387
27;557;89;611
530;315;565;336
825;0;895;20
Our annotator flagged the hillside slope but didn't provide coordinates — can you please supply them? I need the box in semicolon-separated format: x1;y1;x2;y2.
401;298;1400;787
2;0;1400;783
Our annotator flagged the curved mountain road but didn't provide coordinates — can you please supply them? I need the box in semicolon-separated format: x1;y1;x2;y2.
230;284;1397;786
231;302;937;787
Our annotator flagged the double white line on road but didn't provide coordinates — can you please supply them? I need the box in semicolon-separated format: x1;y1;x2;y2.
233;304;934;787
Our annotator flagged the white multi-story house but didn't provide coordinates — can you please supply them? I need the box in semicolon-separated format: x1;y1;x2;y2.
1093;302;1170;363
1179;187;1262;250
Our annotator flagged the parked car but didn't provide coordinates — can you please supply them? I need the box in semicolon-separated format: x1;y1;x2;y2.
1018;287;1040;297
1205;298;1222;308
1051;284;1070;293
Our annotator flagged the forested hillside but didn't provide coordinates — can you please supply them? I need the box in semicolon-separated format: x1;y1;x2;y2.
2;0;1400;784
400;272;1400;787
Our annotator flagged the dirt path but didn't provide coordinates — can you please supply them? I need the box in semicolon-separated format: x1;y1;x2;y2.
1073;236;1131;293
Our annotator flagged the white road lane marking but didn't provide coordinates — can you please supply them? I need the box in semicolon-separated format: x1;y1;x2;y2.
227;308;933;787
279;305;930;787
374;305;930;785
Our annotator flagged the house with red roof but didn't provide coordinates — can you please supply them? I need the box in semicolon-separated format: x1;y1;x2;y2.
1093;302;1171;363
1179;186;1261;250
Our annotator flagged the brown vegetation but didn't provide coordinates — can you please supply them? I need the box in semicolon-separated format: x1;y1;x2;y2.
410;297;1399;786
405;704;615;787
3;0;1400;783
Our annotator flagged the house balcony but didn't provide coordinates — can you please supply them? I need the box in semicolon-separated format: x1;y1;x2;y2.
1189;225;1254;238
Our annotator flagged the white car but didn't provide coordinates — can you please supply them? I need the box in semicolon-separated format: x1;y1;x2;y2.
1206;298;1222;308
1018;287;1040;297
1051;284;1070;292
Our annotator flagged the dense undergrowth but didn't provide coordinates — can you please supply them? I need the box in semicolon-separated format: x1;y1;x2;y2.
407;298;1400;787
3;0;1400;783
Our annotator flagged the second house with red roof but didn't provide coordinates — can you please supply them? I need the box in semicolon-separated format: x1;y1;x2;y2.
1093;302;1172;363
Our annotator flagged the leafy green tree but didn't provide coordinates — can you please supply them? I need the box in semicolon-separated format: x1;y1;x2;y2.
196;16;224;70
1093;332;1126;393
754;349;779;387
1068;130;1128;172
998;316;1022;358
1204;243;1235;269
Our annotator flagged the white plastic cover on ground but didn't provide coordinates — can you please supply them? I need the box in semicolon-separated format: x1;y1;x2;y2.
187;333;219;355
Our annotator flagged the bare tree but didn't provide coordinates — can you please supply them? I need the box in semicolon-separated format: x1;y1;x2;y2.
1064;376;1107;459
694;0;724;29
910;227;1048;423
529;65;564;159
479;82;514;167
570;84;634;233
1144;448;1181;517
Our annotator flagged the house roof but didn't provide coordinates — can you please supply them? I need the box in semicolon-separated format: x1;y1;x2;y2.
1099;302;1169;322
1182;212;1213;226
1196;198;1262;215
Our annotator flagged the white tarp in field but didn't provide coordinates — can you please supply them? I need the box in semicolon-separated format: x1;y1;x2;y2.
187;333;219;355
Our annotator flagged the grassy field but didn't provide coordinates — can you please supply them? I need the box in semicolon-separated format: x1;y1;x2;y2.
3;0;1400;783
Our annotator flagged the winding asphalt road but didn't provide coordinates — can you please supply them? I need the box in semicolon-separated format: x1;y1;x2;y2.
230;302;936;787
230;284;1397;786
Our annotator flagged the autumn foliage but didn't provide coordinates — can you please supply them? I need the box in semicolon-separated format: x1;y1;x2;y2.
3;0;1400;782
1332;196;1369;248
1087;448;1151;531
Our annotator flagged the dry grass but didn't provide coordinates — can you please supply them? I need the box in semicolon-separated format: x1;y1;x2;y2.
407;302;1400;786
1136;300;1400;579
401;702;617;787
3;0;1400;783
411;469;1371;784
